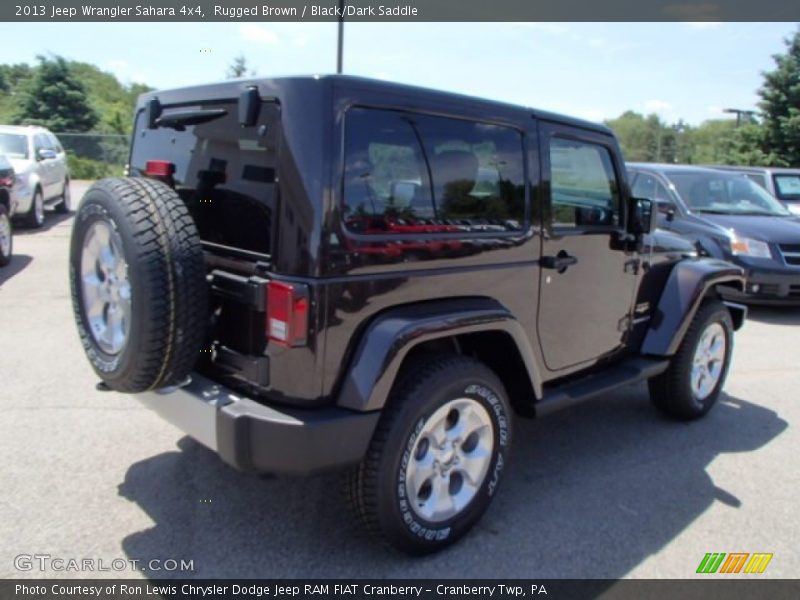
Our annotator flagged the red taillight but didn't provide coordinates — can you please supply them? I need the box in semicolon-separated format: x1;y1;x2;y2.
266;281;309;347
145;160;175;178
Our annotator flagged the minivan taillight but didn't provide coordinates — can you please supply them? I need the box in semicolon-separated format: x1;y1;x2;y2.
266;281;309;347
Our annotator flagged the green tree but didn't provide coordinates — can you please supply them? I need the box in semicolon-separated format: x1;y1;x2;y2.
684;119;737;164
16;55;99;132
722;124;772;166
758;28;800;166
227;54;253;79
605;111;686;163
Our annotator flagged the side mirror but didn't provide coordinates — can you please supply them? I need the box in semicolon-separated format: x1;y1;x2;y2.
628;196;657;235
37;148;57;161
656;199;677;222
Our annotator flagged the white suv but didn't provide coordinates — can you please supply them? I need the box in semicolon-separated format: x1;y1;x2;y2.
0;125;71;228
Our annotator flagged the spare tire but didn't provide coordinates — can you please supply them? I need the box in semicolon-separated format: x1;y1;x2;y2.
69;177;207;393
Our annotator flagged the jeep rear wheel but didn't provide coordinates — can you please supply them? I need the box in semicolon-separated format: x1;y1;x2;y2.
69;177;207;393
345;355;512;554
648;299;733;421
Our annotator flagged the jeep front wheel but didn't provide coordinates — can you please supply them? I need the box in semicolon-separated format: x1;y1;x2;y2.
648;299;733;421
345;355;512;554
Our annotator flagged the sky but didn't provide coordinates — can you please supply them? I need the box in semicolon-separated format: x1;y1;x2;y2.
2;21;797;125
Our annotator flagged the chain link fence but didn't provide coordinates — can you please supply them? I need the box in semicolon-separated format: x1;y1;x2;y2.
55;133;129;180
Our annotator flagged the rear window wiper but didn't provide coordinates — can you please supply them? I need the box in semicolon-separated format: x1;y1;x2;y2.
154;108;227;131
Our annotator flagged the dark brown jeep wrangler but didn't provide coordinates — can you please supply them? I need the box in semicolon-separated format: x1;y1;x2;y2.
70;76;746;553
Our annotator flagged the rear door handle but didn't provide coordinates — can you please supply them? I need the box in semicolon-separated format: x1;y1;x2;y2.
541;252;578;272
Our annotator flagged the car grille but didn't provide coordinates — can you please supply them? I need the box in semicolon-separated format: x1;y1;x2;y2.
778;243;800;266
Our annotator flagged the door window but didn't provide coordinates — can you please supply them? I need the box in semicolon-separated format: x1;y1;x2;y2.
631;172;672;211
46;133;63;153
34;133;50;155
548;137;621;228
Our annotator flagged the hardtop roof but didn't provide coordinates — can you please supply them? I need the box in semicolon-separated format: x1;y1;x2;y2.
137;74;614;136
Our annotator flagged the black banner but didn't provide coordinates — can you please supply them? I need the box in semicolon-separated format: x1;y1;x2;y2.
2;580;800;600
2;0;799;22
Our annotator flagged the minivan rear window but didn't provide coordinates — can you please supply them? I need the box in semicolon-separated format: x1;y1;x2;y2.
342;108;525;234
0;133;29;159
129;100;280;255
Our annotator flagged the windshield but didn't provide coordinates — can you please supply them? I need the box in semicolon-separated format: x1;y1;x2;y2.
773;174;800;200
666;171;790;216
0;133;29;159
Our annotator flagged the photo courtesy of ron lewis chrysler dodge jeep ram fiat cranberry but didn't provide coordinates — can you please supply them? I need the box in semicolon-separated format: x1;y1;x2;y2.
69;76;746;554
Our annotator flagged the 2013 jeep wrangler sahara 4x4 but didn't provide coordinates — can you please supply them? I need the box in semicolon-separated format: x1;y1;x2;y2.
70;76;746;554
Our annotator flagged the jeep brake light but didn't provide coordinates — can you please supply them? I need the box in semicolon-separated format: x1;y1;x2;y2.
145;160;174;178
267;281;309;347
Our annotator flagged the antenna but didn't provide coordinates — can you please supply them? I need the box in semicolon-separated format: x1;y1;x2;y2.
336;0;344;74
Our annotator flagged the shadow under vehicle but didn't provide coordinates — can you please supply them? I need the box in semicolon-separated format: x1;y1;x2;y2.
117;390;786;578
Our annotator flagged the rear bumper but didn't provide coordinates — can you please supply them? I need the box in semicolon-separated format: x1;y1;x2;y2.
720;269;800;305
136;373;380;475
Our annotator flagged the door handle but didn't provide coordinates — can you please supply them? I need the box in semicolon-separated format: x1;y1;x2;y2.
541;252;578;273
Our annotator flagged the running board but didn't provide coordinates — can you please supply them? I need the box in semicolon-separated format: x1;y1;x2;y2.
535;357;669;417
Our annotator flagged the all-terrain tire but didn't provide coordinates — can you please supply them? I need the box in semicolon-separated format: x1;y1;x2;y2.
344;355;513;554
648;299;733;421
69;177;207;392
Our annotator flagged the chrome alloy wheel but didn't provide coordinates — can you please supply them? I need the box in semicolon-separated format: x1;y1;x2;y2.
405;398;495;523
691;322;726;401
80;220;131;355
0;212;10;257
34;191;44;225
62;182;72;210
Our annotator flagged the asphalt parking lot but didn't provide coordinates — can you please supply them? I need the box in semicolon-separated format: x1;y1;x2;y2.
1;181;798;580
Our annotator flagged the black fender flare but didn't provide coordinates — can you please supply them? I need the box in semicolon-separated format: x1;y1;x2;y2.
336;298;542;412
641;258;746;357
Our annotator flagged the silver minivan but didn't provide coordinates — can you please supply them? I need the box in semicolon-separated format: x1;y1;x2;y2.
0;125;71;228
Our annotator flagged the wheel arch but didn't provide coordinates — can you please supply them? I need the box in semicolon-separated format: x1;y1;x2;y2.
335;298;542;413
641;258;745;357
30;174;42;194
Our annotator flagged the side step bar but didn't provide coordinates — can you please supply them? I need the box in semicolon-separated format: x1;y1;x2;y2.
535;357;669;417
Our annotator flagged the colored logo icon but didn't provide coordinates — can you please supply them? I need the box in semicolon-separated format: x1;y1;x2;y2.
697;553;773;574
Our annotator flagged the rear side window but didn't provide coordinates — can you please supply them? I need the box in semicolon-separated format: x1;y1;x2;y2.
549;137;621;228
342;108;525;233
774;175;800;199
129;100;280;254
